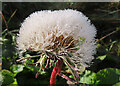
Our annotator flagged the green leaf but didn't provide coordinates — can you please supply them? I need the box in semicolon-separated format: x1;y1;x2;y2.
113;82;120;86
10;64;24;76
0;69;14;85
95;68;120;85
24;59;40;74
97;43;101;48
116;27;120;31
24;59;35;71
9;78;18;86
109;41;117;51
79;70;96;84
97;55;107;60
79;68;120;85
0;72;3;86
117;42;120;56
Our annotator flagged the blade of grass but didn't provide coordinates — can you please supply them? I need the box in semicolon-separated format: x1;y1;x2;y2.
7;9;17;24
0;10;8;30
97;27;120;42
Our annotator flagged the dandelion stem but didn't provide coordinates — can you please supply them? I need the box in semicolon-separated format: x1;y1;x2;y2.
50;59;63;86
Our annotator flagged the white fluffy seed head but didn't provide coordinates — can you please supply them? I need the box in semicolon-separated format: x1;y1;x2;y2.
17;9;97;67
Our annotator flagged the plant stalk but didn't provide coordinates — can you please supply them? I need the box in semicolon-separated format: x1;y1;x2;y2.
50;59;63;86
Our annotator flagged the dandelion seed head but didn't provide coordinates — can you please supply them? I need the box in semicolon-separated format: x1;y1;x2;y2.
17;9;97;67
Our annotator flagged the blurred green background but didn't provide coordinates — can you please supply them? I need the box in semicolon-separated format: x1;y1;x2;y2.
1;2;120;86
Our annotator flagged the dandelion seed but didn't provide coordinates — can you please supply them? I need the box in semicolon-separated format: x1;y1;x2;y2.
17;9;97;69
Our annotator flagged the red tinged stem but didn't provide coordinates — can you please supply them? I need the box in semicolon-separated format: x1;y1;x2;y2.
50;59;63;86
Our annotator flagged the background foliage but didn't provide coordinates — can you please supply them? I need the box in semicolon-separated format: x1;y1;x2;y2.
1;2;120;86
